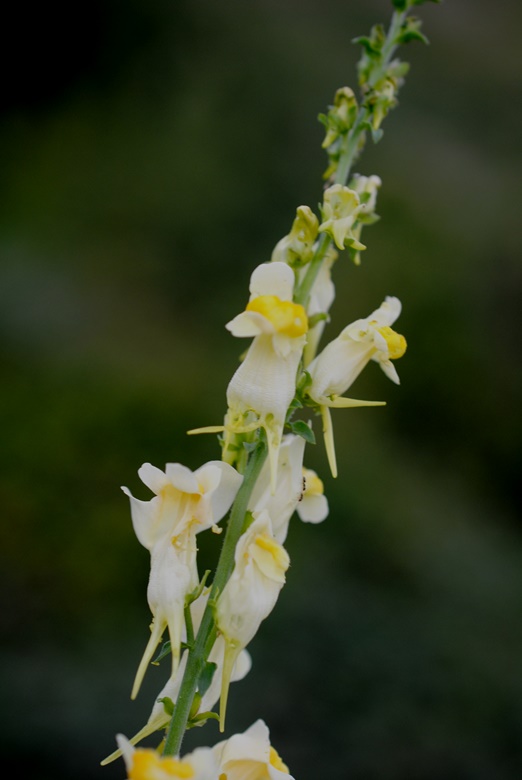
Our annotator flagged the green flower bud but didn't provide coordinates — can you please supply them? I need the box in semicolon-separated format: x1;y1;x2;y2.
319;87;358;149
318;184;366;252
271;205;319;267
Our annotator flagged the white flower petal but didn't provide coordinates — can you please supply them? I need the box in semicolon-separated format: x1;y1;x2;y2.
219;718;271;766
308;336;371;401
369;295;401;327
297;493;329;524
121;488;162;550
249;262;295;301
379;358;401;384
164;463;200;494
226;310;274;338
115;734;135;770
249;435;305;544
195;461;243;528
138;462;169;494
185;746;219;780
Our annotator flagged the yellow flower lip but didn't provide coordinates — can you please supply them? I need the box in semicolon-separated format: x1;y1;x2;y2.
377;325;407;360
270;746;290;773
254;533;290;572
130;750;194;779
246;295;308;337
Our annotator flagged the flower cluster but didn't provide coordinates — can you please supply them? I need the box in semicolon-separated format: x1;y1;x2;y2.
101;1;436;774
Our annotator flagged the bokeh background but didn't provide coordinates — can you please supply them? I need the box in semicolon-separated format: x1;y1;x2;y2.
1;0;521;777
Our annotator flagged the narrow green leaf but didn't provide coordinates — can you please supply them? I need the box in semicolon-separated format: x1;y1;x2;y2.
158;696;174;716
198;662;217;698
152;641;172;665
288;420;316;445
242;510;256;534
187;711;220;729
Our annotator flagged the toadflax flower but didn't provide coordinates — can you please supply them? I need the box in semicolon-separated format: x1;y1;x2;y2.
248;434;328;543
101;591;252;766
122;460;243;699
213;719;294;780
318;183;366;252
216;511;289;730
115;734;217;780
214;261;308;491
306;295;407;477
347;174;382;266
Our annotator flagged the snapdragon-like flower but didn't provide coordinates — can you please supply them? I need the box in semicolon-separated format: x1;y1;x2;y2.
213;719;294;780
351;174;381;216
223;262;308;491
123;461;243;699
307;296;406;476
271;205;319;267
318;184;366;252
115;735;217;780
248;434;328;542
348;174;382;265
216;511;289;729
101;591;252;766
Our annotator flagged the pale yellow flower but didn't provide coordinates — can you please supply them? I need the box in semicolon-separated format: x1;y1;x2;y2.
213;720;294;779
307;296;406;476
122;461;242;698
216;512;289;729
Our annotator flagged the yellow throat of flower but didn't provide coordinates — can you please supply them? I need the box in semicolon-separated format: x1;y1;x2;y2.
270;746;290;773
246;295;308;337
302;468;324;497
130;750;194;780
376;325;407;360
251;532;290;583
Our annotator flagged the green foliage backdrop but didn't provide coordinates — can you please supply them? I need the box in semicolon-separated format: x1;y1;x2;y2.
1;1;521;777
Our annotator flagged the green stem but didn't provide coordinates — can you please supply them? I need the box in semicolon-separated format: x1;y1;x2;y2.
184;603;195;649
368;9;407;89
162;440;268;756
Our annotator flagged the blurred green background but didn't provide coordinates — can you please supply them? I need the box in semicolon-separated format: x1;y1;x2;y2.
1;0;521;777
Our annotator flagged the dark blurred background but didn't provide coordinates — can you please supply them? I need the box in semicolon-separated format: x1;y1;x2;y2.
1;0;521;777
